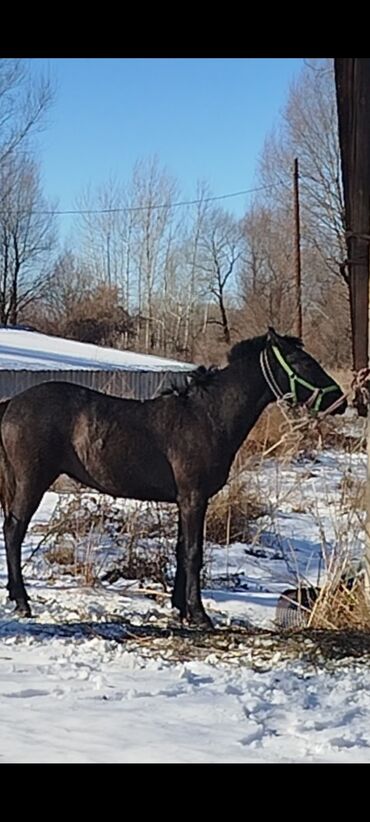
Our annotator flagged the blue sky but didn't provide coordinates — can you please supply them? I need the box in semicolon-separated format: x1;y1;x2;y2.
30;58;305;241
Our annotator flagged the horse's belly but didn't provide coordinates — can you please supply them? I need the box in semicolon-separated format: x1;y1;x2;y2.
74;439;178;503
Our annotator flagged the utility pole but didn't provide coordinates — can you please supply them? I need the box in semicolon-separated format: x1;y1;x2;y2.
335;59;370;597
293;157;302;339
334;59;370;372
366;253;370;597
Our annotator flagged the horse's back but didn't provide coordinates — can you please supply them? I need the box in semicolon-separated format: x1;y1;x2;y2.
0;380;178;503
3;380;109;411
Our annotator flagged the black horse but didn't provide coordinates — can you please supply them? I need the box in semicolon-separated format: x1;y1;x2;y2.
0;327;346;627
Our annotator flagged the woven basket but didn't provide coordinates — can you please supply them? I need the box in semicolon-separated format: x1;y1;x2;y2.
275;586;320;628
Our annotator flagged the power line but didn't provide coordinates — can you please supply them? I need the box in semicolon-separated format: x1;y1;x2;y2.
0;182;280;217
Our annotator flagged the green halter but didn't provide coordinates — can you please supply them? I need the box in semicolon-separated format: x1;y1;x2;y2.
270;344;338;411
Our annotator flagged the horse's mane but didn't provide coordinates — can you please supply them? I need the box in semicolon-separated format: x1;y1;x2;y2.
227;334;267;364
228;333;303;364
161;365;220;398
161;333;303;398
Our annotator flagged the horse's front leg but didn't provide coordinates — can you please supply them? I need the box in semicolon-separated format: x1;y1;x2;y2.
178;492;213;629
172;517;186;619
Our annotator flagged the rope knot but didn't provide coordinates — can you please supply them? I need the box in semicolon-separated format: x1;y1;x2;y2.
351;368;370;417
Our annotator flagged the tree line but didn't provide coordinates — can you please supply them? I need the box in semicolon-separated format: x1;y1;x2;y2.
0;58;352;368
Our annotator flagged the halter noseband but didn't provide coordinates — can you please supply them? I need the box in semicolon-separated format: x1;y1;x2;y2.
260;343;338;412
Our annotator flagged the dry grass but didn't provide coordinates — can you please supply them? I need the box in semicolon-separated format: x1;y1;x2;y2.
337;473;366;511
275;457;369;633
205;476;267;546
232;397;365;468
102;544;171;589
37;494;177;590
44;542;97;586
51;475;82;494
307;576;370;631
276;575;370;633
235;405;327;462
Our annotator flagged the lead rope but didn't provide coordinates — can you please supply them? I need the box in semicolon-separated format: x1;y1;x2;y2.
351;367;370;406
320;367;370;419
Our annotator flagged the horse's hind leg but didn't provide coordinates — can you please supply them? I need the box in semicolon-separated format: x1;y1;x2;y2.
4;512;33;615
4;478;56;616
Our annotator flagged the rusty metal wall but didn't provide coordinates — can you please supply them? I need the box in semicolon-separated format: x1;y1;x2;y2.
0;368;190;401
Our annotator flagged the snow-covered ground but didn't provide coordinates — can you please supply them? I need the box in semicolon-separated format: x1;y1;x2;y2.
1;445;370;763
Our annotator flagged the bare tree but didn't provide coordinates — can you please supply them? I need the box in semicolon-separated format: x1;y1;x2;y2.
198;207;243;345
0;153;56;324
237;196;351;365
40;249;93;325
130;156;179;351
238;202;295;334
38;250;134;346
259;58;346;280
149;182;214;359
75;158;180;352
179;180;211;357
76;178;128;286
240;58;352;364
0;60;56;325
63;283;134;346
0;59;53;176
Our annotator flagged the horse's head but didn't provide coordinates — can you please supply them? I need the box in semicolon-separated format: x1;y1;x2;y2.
262;327;347;415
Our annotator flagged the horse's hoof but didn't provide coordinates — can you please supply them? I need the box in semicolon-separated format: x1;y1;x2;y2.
171;605;186;623
14;603;32;618
189;613;215;631
199;619;215;632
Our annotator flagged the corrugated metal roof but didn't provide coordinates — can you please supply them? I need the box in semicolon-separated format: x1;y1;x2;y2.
0;368;191;401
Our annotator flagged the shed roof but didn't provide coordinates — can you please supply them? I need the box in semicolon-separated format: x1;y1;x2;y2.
0;329;195;373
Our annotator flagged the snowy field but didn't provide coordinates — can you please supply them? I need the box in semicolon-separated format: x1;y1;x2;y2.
1;438;370;764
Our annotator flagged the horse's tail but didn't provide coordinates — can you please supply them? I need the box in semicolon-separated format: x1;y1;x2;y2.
0;399;15;516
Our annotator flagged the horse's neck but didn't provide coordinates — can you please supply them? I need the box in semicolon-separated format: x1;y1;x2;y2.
215;356;272;452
